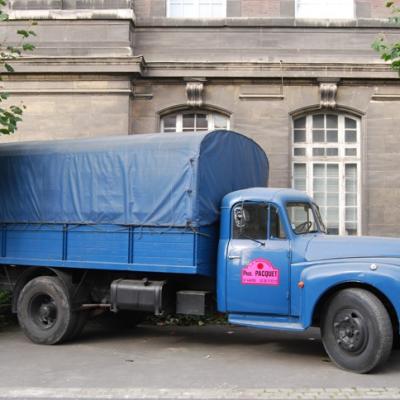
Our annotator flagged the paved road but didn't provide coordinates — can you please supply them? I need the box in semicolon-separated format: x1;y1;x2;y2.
1;321;400;399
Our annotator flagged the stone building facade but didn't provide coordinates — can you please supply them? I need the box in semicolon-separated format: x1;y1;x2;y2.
1;0;399;237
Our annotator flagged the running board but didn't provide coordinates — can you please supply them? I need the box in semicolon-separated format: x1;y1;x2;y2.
228;313;306;332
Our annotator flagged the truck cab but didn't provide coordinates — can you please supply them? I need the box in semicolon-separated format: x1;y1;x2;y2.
217;187;400;373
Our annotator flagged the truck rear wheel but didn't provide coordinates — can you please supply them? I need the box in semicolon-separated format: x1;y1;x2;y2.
321;288;393;373
17;276;80;345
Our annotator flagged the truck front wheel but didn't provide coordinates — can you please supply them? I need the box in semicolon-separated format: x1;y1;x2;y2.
17;276;80;345
321;288;393;373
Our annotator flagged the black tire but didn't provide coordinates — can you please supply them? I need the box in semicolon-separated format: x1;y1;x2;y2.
393;334;400;350
68;310;89;341
17;276;80;345
321;288;393;373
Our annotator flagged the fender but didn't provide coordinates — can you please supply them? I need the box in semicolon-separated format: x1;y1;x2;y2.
11;267;77;313
298;260;400;328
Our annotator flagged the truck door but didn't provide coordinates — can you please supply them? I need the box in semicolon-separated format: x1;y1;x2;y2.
226;202;290;315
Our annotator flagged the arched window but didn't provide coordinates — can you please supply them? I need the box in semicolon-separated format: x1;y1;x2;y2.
161;111;230;133
292;113;361;236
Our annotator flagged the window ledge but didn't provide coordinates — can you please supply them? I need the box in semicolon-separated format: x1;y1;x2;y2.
136;17;398;28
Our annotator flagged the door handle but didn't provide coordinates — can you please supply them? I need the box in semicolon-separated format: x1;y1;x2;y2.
228;255;241;260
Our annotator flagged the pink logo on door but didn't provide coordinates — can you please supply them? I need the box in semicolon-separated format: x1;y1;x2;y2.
241;258;280;286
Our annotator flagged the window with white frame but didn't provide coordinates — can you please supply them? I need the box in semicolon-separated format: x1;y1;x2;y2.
292;113;361;236
167;0;226;18
161;111;229;132
295;0;354;19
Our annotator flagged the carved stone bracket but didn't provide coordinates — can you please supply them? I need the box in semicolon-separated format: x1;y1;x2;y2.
186;81;204;107
319;82;337;109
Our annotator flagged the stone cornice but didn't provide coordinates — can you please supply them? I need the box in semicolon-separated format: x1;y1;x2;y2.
143;61;398;79
8;9;135;21
2;58;399;80
3;56;144;74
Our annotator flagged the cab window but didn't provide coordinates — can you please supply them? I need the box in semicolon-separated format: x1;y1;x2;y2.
286;202;319;234
232;203;286;240
270;206;286;239
232;203;268;240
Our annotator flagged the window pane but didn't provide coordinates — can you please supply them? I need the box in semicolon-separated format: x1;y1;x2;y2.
313;178;325;192
313;148;325;156
313;115;324;129
346;193;357;206
294;148;306;156
345;164;357;178
326;148;338;156
169;0;226;18
345;117;357;129
345;179;357;192
196;113;208;130
294;130;306;143
327;131;338;143
294;164;306;191
296;0;354;19
232;203;268;240
327;164;339;177
313;164;325;177
314;193;324;205
286;202;319;234
327;193;338;206
327;207;339;223
345;148;357;156
169;3;183;17
199;0;226;17
294;163;306;179
312;130;325;142
345;208;357;221
345;131;357;143
183;113;195;130
163;114;176;131
326;115;338;129
294;116;306;129
327;178;338;193
214;113;228;129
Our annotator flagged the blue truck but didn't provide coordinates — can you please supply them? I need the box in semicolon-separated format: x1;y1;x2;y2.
1;130;400;373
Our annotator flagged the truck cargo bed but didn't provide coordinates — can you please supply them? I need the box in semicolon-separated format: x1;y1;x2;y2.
0;224;218;276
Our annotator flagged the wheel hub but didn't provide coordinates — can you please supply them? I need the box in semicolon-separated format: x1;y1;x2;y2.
30;294;58;330
333;309;368;354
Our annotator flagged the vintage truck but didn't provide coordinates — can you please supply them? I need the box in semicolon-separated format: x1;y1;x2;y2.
0;130;399;374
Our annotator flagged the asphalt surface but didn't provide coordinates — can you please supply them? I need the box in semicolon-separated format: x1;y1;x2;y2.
1;320;400;398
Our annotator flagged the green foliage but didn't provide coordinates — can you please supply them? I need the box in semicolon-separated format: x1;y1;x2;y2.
372;1;400;75
0;290;10;305
0;290;13;329
147;312;229;327
0;3;36;135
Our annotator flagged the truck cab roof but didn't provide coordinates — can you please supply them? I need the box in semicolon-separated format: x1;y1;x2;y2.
221;187;313;209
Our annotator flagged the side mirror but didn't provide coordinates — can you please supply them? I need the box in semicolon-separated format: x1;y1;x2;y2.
233;205;249;230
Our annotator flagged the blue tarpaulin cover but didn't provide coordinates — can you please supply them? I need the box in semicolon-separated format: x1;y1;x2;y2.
0;130;268;227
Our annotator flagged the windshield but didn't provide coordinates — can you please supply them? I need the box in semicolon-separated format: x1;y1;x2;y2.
286;202;322;235
312;203;327;234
